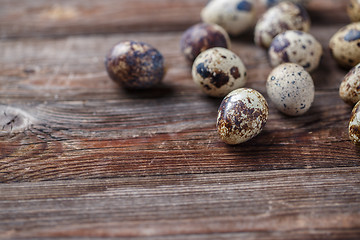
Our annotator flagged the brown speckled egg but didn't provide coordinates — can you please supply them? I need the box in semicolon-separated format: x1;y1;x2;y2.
217;88;269;145
180;23;231;63
269;30;322;72
347;0;360;22
266;63;314;116
349;100;360;145
192;47;247;97
329;22;360;69
201;0;255;36
339;63;360;105
105;41;164;89
254;1;310;49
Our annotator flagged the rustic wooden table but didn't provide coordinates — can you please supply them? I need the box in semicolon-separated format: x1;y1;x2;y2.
1;0;359;239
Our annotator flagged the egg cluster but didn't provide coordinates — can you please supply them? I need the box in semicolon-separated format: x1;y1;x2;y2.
104;0;360;145
335;0;360;145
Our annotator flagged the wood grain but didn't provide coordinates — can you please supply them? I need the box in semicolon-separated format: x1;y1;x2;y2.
1;167;360;239
0;0;349;39
0;0;206;38
0;25;358;182
1;0;360;239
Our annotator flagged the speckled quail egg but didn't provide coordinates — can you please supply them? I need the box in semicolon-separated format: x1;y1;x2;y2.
339;63;360;105
192;47;247;97
269;30;322;72
347;0;360;22
262;0;309;8
254;1;311;49
217;88;269;145
180;23;231;63
349;100;360;145
105;41;165;89
201;0;255;36
329;22;360;69
266;63;314;116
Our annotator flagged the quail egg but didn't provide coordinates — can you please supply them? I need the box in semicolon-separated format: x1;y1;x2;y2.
347;0;360;22
217;88;269;144
269;30;322;72
201;0;255;36
105;41;165;89
349;100;360;145
192;47;247;97
180;23;231;63
254;1;311;49
329;22;360;69
339;63;360;105
266;63;314;116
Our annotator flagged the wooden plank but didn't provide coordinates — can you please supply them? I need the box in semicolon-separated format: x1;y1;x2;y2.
0;0;349;39
0;88;357;182
0;23;358;182
1;167;360;239
0;0;206;38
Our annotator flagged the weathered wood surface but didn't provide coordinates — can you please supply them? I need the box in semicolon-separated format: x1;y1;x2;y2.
0;0;359;239
0;0;349;38
0;24;356;182
1;168;360;239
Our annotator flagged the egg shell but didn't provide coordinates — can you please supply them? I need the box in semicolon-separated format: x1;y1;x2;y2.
254;1;311;49
339;63;360;105
192;47;247;97
349;100;360;145
105;41;164;89
180;23;231;63
263;0;309;8
266;63;314;116
329;22;360;69
347;0;360;22
201;0;255;36
217;88;269;145
269;30;322;72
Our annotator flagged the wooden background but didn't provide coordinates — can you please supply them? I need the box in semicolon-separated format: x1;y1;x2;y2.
1;0;359;239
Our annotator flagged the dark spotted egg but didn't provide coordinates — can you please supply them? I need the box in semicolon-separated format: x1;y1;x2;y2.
269;30;322;72
329;22;360;69
349;100;360;145
217;88;269;145
254;1;310;49
339;63;360;105
266;63;314;116
180;23;231;63
105;41;164;89
201;0;255;36
347;0;360;22
192;47;247;97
